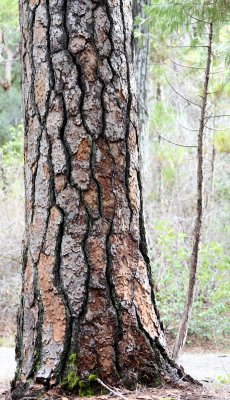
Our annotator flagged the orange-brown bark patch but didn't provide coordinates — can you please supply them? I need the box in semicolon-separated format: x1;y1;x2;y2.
76;137;91;162
34;20;47;47
38;253;66;344
109;233;137;304
34;63;49;113
71;137;92;189
95;139;115;219
31;161;37;174
84;183;99;218
128;169;140;211
79;44;97;81
95;138;113;178
43;163;50;179
29;0;40;10
102;187;116;221
128;126;137;154
78;290;117;382
45;206;63;256
55;174;67;193
69;35;86;54
88;236;106;287
108;141;126;173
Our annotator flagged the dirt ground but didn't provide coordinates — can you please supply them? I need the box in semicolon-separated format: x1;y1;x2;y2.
1;347;229;400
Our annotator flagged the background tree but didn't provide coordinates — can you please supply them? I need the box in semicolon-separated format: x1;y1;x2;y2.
0;0;21;145
133;0;150;160
0;0;23;342
145;0;230;357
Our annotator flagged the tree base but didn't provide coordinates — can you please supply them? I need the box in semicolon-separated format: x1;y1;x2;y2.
10;380;200;400
11;355;199;399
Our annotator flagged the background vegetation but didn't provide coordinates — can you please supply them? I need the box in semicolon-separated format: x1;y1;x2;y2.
144;0;230;346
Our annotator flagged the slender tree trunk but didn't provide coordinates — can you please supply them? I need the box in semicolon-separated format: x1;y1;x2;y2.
156;83;162;205
0;151;7;194
210;144;216;202
13;0;187;396
133;0;150;162
210;114;216;205
172;23;213;361
0;32;14;91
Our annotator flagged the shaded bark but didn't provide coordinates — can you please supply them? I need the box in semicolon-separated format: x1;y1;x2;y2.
172;23;213;361
14;0;187;395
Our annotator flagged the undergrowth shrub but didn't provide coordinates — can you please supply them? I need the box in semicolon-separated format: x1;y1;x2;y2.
151;221;230;343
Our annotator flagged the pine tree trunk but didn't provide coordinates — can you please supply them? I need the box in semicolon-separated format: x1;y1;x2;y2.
14;0;186;395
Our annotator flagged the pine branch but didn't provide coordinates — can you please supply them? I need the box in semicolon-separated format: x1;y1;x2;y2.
158;134;197;148
165;74;201;108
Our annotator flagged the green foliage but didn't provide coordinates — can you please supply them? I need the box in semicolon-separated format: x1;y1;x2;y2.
0;87;22;146
214;131;230;153
88;373;98;383
147;0;230;35
1;123;23;166
0;336;15;347
0;0;21;146
0;0;19;28
151;101;175;129
66;371;80;391
68;352;78;366
145;0;230;348
79;380;94;397
61;353;79;391
151;221;230;340
61;353;97;396
217;373;230;385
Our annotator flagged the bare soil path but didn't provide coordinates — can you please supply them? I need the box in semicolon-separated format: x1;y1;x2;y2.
0;347;229;399
180;351;230;381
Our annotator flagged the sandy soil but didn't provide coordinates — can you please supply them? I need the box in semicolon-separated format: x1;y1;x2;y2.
1;347;229;399
180;351;230;381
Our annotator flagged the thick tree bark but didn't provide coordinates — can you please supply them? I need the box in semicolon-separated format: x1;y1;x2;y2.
14;0;186;395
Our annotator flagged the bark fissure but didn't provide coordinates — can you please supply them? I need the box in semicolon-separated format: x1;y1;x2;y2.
105;220;123;375
137;167;164;331
52;207;73;378
77;200;91;321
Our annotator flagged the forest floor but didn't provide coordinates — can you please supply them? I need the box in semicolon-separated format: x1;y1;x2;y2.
0;346;230;400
